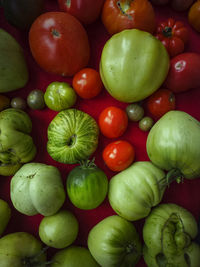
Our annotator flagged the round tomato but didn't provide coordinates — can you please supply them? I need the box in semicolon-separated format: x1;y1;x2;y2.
72;68;103;99
99;106;128;138
102;140;135;172
101;0;156;35
0;95;10;111
146;88;176;118
29;12;90;77
58;0;104;25
188;0;200;33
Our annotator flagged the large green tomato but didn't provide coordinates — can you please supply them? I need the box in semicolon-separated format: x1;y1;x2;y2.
88;215;142;266
10;163;66;216
100;29;169;103
0;199;11;236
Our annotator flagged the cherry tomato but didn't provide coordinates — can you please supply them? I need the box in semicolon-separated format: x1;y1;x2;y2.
188;0;200;33
155;18;189;57
146;88;175;118
102;140;135;172
164;52;200;93
99;106;128;138
29;12;90;77
139;116;154;132
72;68;103;99
57;0;104;25
101;0;156;35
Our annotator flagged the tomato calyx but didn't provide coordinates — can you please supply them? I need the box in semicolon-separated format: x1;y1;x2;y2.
117;0;133;20
78;158;97;170
158;169;183;190
22;246;52;267
51;28;60;38
66;0;71;8
162;26;172;38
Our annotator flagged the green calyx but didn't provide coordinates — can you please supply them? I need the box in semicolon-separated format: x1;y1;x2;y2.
162;26;172;38
116;0;133;20
22;246;52;267
158;169;183;190
78;158;96;169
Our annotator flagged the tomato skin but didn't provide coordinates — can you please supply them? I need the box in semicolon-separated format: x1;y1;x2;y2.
146;88;175;119
57;0;104;25
155;18;189;57
72;68;103;99
29;12;90;77
164;52;200;93
99;106;128;138
188;0;200;32
101;0;156;35
103;140;135;172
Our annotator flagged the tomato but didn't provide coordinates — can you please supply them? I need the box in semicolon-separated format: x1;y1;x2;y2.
188;0;200;33
72;68;103;99
29;12;90;77
57;0;104;25
146;88;176;119
164;52;200;93
101;0;156;35
98;106;128;138
155;18;189;57
0;95;10;111
102;140;135;172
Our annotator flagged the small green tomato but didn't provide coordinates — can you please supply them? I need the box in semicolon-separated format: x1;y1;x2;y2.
139;116;154;131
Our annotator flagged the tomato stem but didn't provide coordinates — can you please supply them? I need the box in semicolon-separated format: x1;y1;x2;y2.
162;26;172;38
117;1;133;20
158;169;183;190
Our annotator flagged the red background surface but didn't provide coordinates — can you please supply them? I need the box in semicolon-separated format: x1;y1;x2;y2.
0;0;200;266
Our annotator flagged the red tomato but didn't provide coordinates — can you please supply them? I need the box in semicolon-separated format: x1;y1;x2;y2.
155;18;189;57
101;0;156;35
146;88;176;118
29;12;90;77
99;106;128;138
57;0;104;25
164;52;200;93
72;68;103;99
102;140;135;172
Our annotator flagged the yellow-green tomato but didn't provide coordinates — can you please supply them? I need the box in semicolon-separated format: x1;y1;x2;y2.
100;29;169;103
39;210;79;249
44;82;77;111
0;199;11;236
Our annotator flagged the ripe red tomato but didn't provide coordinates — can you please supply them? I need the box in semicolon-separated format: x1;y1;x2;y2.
72;68;103;99
57;0;104;25
102;140;135;172
99;106;128;138
101;0;156;35
146;88;176;119
164;52;200;93
29;12;90;77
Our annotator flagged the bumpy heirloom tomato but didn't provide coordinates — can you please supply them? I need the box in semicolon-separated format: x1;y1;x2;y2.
29;12;90;77
188;0;200;32
155;18;189;57
101;0;156;35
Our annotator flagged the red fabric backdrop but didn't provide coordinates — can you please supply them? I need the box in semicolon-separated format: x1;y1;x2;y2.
0;0;200;266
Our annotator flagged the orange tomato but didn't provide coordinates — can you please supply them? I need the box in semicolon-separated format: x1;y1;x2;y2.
188;0;200;32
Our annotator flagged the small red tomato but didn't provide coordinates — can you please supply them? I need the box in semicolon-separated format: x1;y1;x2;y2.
103;140;135;172
146;88;175;118
72;68;103;99
99;106;128;138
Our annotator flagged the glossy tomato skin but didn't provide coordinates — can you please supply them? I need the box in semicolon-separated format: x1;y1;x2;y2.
99;106;128;138
58;0;104;25
146;88;175;118
103;140;135;172
29;12;90;77
101;0;156;35
164;52;200;93
188;0;200;32
72;68;103;99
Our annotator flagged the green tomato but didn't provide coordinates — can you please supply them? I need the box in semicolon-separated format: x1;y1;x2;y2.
27;89;46;110
51;246;100;267
39;210;79;249
143;203;200;267
66;160;108;210
10;163;66;216
100;29;169;103
44;81;77;111
0;232;47;267
108;161;166;221
146;110;200;180
0;199;11;236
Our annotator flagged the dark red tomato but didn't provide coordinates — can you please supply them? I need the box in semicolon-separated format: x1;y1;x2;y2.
57;0;104;25
72;68;103;99
29;12;90;77
99;106;128;138
146;88;175;118
102;140;135;172
164;52;200;93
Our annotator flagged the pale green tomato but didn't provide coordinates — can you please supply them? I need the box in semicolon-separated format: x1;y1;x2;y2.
0;199;11;236
44;82;77;111
39;210;79;249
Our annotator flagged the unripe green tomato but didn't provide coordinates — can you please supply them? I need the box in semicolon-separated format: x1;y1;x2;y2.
44;82;77;111
27;89;45;110
126;103;144;121
39;210;79;249
139;116;154;131
0;199;11;236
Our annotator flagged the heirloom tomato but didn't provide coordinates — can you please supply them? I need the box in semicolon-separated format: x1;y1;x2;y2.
58;0;104;25
188;0;200;32
29;12;90;77
101;0;156;35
